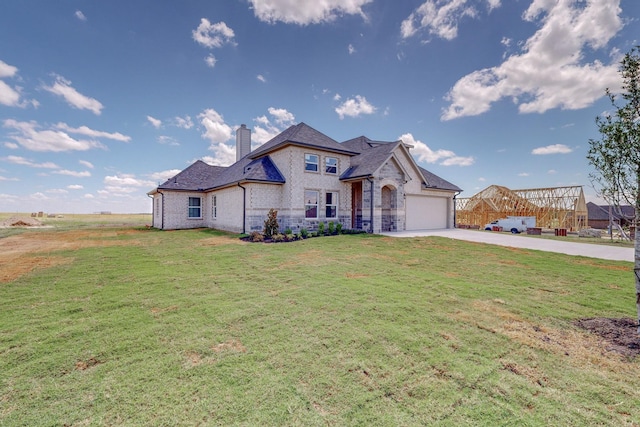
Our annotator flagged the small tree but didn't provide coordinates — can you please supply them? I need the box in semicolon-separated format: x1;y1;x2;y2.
263;208;279;238
587;46;640;334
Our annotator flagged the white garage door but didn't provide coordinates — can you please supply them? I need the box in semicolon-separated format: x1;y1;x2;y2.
406;195;448;230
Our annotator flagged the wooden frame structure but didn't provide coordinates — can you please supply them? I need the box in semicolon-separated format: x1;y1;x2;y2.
456;185;588;230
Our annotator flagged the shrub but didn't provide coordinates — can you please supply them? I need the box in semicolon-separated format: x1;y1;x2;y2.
284;227;292;235
271;233;285;242
328;221;335;235
300;228;309;239
249;231;264;242
318;222;325;236
263;208;279;238
336;223;343;234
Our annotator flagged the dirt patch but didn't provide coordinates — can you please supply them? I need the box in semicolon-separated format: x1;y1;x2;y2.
0;216;45;227
574;317;640;358
75;357;103;371
0;229;145;283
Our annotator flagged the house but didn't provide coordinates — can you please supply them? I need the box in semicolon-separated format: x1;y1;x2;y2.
148;123;462;234
586;202;635;229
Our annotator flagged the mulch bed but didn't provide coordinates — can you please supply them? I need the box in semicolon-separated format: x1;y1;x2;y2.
574;317;640;358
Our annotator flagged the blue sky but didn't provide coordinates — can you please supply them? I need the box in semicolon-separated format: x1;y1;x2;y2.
1;0;638;214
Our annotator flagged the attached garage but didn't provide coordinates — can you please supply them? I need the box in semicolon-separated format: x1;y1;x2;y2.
405;195;448;230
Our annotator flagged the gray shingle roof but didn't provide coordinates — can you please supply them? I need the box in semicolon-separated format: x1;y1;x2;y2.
249;122;358;159
157;157;285;192
340;141;398;180
157;160;226;191
419;166;462;192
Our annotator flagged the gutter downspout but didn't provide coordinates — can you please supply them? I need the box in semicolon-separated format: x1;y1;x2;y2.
238;183;246;234
366;177;374;233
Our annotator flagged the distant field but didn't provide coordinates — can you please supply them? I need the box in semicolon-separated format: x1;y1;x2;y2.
0;213;151;237
0;219;638;425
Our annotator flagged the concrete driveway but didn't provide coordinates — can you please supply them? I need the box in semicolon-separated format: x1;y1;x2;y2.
380;229;634;262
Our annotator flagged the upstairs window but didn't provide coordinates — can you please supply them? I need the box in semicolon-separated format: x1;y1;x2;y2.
305;154;319;172
188;197;202;219
325;157;338;174
305;190;319;218
326;192;338;218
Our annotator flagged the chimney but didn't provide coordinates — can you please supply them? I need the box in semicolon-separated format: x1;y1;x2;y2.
236;124;251;161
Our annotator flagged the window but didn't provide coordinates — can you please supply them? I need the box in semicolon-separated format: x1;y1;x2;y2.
212;195;217;218
305;154;319;172
325;157;337;174
188;197;202;218
305;190;318;219
326;192;338;218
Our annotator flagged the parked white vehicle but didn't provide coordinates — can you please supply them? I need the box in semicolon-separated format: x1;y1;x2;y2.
484;218;528;233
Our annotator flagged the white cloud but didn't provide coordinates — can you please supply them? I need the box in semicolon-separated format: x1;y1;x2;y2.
197;108;235;166
531;144;573;155
518;172;530;177
0;60;38;108
2;155;58;169
55;123;131;142
75;10;86;21
147;115;162;129
348;44;356;54
401;0;494;40
205;54;217;68
150;169;182;183
333;93;342;101
192;19;236;48
53;169;91;177
79;160;94;169
248;0;372;25
257;74;267;83
0;176;19;182
3;119;106;152
158;135;180;146
47;188;69;194
68;184;84;190
101;174;156;197
400;133;474;166
335;95;376;119
173;115;193;129
442;0;623;120
42;75;103;115
548;169;557;174
252;107;296;145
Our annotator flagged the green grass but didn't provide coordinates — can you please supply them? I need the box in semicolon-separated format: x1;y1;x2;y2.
1;224;639;426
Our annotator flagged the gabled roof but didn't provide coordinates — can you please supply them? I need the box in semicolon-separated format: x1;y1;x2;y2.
156;160;226;191
340;141;399;180
249;122;359;158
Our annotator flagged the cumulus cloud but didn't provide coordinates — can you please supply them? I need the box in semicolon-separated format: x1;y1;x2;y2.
3;119;106;152
531;144;573;155
197;108;235;166
55;123;131;142
68;184;84;190
75;10;86;21
248;0;372;25
42;74;103;115
252;107;296;145
173;115;193;129
147;115;162;128
53;169;92;178
442;0;624;120
400;133;474;166
205;54;217;68
401;0;484;41
193;19;235;48
335;95;376;119
257;74;267;83
150;169;183;183
348;44;356;54
103;174;156;194
79;160;94;169
0;59;38;108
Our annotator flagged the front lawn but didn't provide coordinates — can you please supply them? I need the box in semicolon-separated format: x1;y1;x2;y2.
0;225;638;425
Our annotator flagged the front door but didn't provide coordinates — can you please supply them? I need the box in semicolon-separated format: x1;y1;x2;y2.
351;181;363;229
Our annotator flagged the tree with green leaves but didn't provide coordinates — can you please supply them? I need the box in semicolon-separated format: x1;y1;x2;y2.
587;46;640;334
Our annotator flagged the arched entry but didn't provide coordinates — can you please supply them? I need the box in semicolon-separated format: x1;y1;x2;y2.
381;185;397;232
